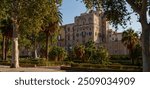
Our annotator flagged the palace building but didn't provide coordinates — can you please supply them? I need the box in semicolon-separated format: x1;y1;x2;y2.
57;10;128;55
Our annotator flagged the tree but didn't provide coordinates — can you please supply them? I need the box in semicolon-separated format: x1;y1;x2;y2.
0;34;2;59
42;0;62;60
122;28;139;64
84;40;96;62
131;44;142;65
20;32;38;58
74;45;85;61
0;0;53;68
85;40;95;49
49;46;67;61
94;46;109;65
82;0;150;71
0;18;13;61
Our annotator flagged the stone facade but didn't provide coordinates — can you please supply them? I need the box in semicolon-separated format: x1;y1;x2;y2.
105;29;128;55
57;10;128;55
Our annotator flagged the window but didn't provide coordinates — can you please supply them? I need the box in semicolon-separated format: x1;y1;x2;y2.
83;21;85;25
72;26;74;30
88;17;92;24
68;27;70;32
114;50;117;53
112;38;115;41
80;33;82;36
109;35;111;37
76;33;79;37
89;28;92;30
87;32;89;36
89;32;92;36
58;35;61;40
82;32;86;37
73;36;75;40
83;18;86;25
68;35;70;40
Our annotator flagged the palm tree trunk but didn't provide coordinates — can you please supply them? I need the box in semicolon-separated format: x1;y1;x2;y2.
130;50;134;65
2;35;6;61
10;19;19;68
142;24;150;71
46;32;49;60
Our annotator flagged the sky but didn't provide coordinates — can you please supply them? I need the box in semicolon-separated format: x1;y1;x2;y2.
60;0;142;32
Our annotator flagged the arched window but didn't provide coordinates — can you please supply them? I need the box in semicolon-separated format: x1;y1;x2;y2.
89;32;92;36
67;27;70;32
68;34;70;40
58;34;61;40
82;18;86;25
82;32;86;37
88;17;92;24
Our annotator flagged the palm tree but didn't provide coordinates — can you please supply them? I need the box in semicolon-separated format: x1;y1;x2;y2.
74;45;85;61
49;46;67;61
42;1;62;60
122;28;139;64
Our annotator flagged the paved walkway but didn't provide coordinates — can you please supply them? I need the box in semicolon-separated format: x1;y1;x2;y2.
0;65;65;72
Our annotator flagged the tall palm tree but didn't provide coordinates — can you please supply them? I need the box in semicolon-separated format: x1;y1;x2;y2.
122;28;139;64
42;1;62;60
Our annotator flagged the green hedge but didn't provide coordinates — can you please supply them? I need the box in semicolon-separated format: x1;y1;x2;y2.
71;63;142;71
0;60;10;66
110;55;142;66
0;58;71;67
61;66;142;72
110;55;129;60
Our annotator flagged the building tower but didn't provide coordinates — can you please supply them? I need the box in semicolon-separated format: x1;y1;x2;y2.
58;10;109;50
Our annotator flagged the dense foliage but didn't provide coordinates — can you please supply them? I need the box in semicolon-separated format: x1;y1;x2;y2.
122;28;139;64
72;41;110;65
82;0;150;71
49;46;67;61
0;0;63;68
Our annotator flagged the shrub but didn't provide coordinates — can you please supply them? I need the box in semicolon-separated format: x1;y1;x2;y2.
0;60;10;66
74;45;85;61
90;46;110;65
84;47;96;62
49;46;67;61
71;44;110;65
66;50;75;61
